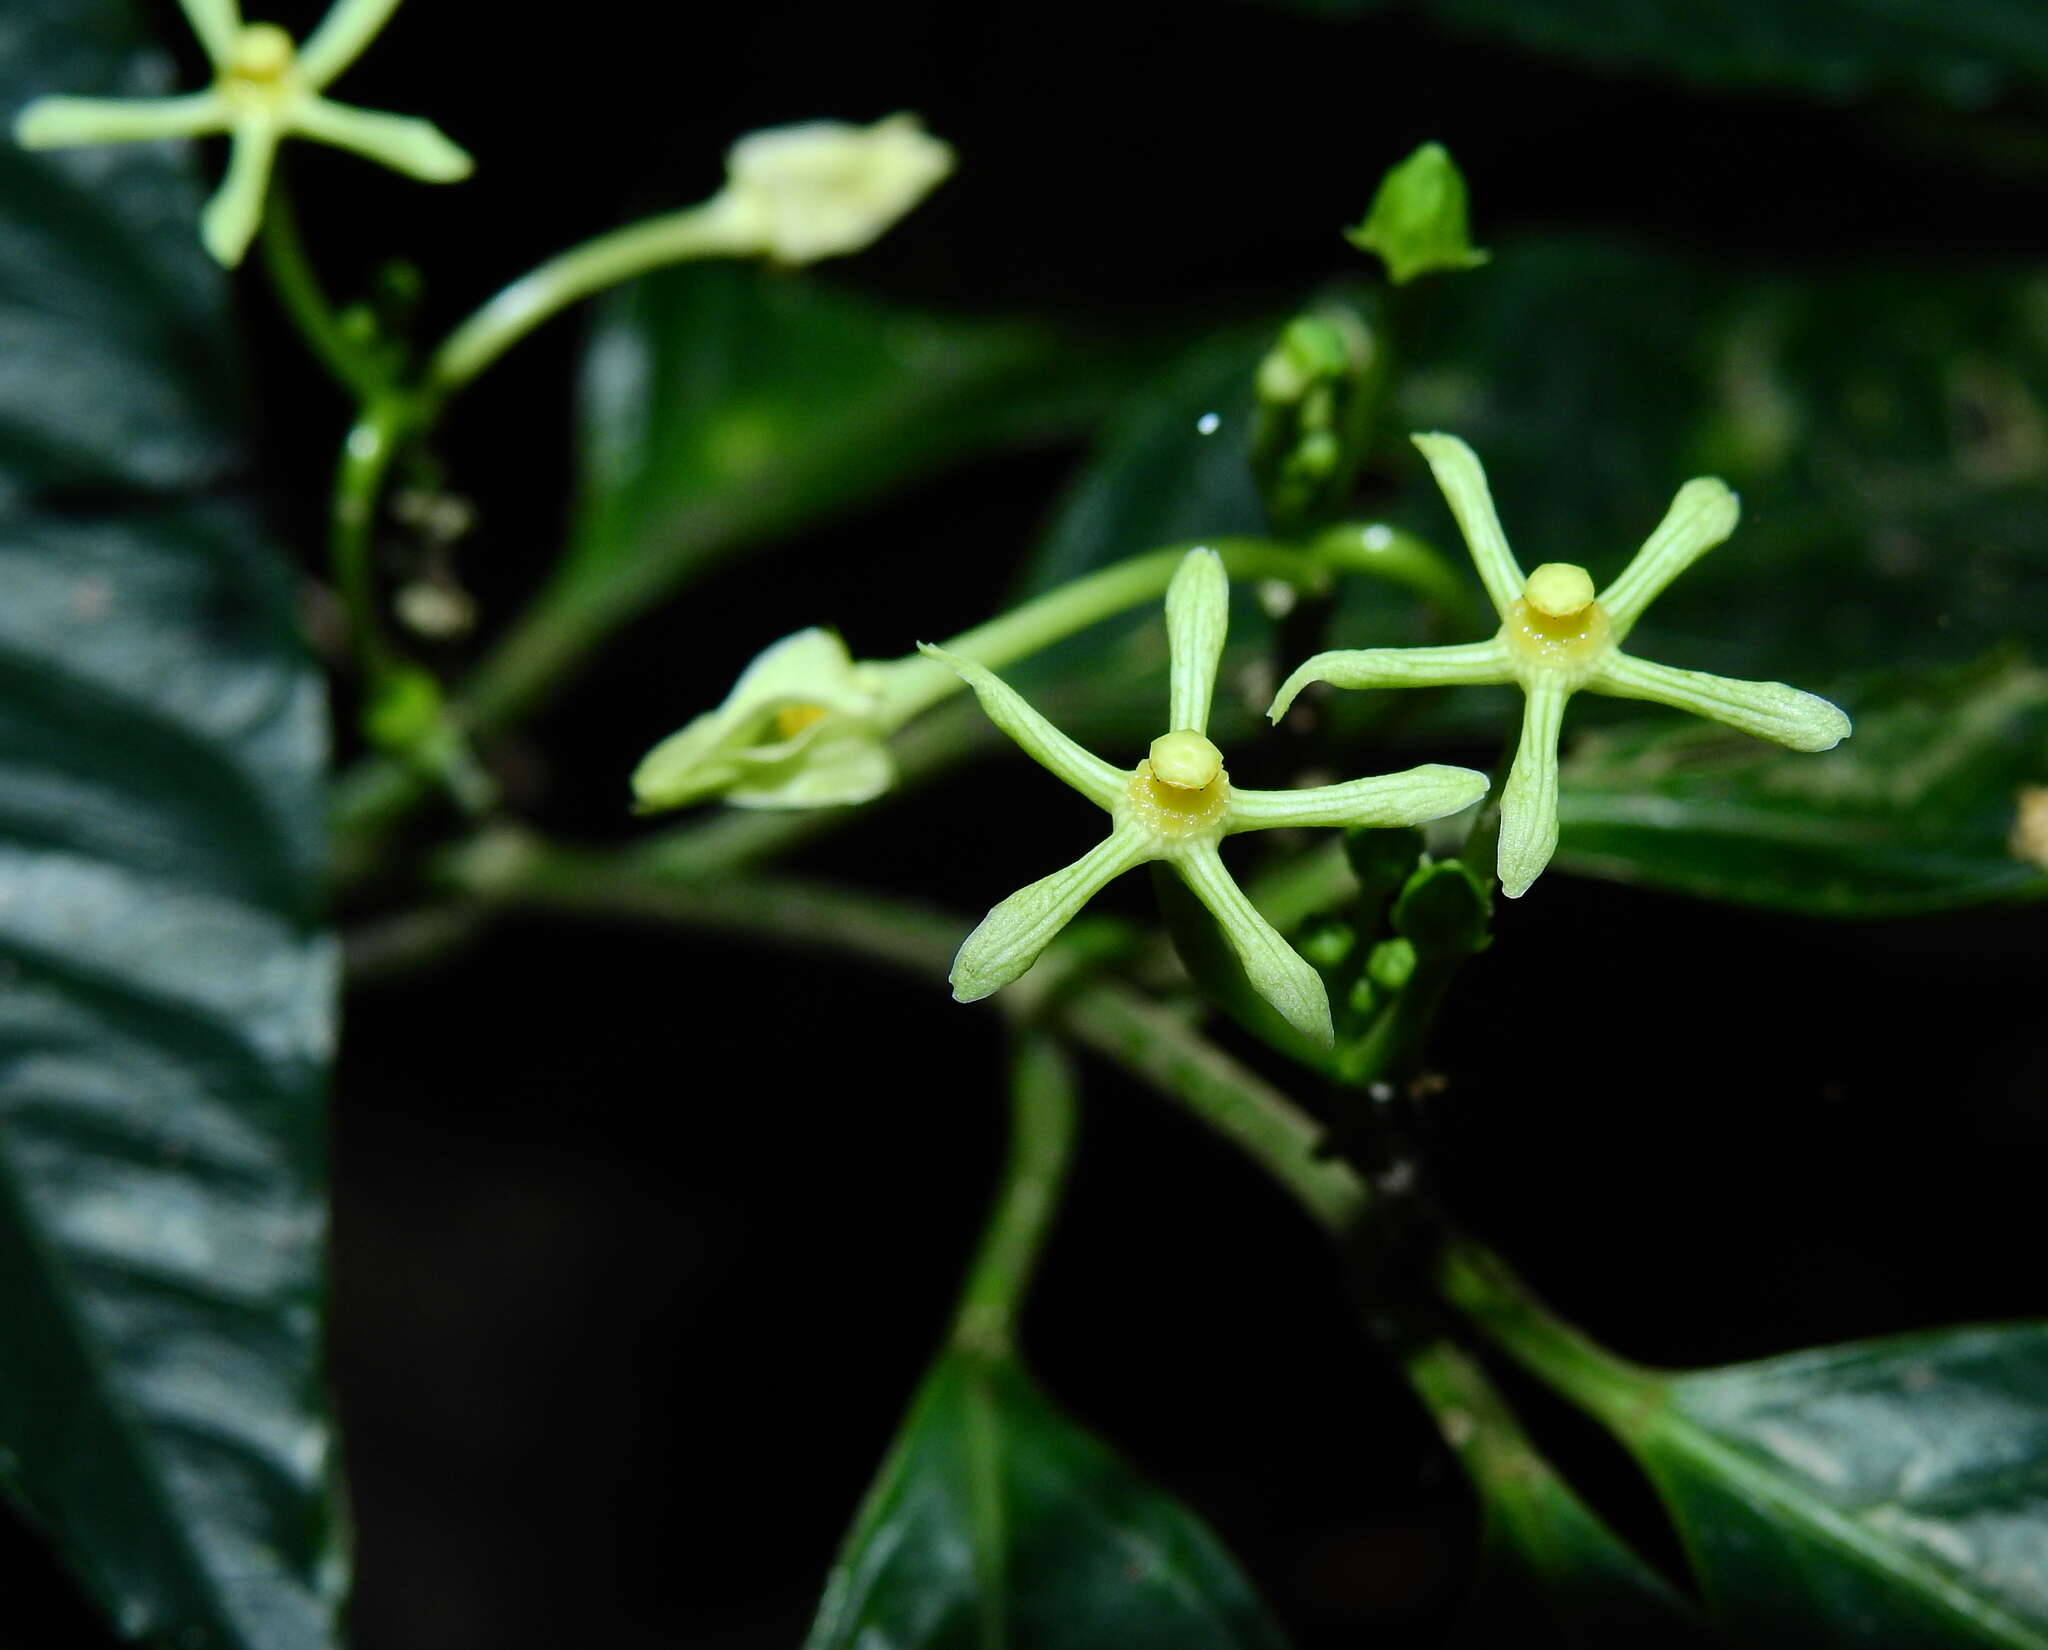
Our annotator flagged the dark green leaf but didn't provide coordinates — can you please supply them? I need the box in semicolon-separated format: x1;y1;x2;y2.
1257;0;2048;103
467;267;1138;728
807;1348;1292;1650
1557;651;2048;915
0;4;341;1647
574;268;1113;616
1627;1324;2048;1648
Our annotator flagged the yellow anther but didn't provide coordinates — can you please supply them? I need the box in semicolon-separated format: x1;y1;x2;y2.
1148;730;1224;791
1523;562;1596;617
228;23;296;82
773;703;830;739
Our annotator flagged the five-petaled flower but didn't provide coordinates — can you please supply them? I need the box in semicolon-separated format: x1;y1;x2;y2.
14;0;472;267
1271;433;1853;899
927;548;1489;1046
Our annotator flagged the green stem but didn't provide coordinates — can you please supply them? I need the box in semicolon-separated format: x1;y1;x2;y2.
1436;1240;1663;1432
1310;521;1481;632
1059;985;1365;1233
259;176;381;400
950;1033;1079;1355
436;840;1366;1232
331;394;413;680
1402;1334;1554;1488
871;537;1314;723
424;201;755;407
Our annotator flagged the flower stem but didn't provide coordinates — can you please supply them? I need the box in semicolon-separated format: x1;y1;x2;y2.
871;537;1314;723
330;393;411;680
423;202;753;407
1436;1239;1664;1433
949;1033;1079;1356
434;838;1366;1232
259;174;382;400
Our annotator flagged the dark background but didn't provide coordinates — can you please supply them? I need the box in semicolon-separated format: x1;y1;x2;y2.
15;1;2048;1645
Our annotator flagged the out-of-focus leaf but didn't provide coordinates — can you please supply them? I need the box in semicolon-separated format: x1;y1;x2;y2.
807;1348;1292;1650
1256;0;2048;103
0;3;341;1648
1020;327;1271;595
1556;652;2048;914
467;266;1134;728
1624;1325;2048;1648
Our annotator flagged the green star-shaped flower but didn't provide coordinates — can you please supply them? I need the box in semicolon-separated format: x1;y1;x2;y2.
926;548;1489;1047
1271;433;1853;899
14;0;472;267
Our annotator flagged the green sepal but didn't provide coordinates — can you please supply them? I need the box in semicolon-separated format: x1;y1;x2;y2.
1346;143;1490;287
1342;824;1428;936
1392;858;1493;960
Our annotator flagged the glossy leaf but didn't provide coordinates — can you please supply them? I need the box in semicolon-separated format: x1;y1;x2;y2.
1258;0;2048;102
1627;1325;2048;1648
807;1348;1292;1649
0;2;341;1647
1556;652;2048;914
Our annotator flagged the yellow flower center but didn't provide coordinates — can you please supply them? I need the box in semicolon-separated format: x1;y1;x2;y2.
228;23;296;84
1504;563;1610;674
772;702;831;739
1148;730;1224;791
1125;759;1231;839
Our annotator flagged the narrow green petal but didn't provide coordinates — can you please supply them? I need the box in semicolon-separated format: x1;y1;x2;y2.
1164;546;1229;734
292;96;473;182
1228;764;1489;832
1594;651;1850;751
1172;846;1333;1047
1498;678;1571;899
1269;640;1508;722
952;827;1151;1002
176;0;242;65
918;643;1126;809
294;0;405;87
15;92;229;149
1598;477;1739;634
1411;432;1524;617
199;114;280;267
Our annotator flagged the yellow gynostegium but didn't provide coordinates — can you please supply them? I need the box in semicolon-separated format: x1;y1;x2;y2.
1270;432;1854;900
13;0;472;267
925;548;1491;1048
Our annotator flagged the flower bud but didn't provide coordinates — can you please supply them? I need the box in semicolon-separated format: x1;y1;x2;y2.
1345;143;1489;287
632;628;894;812
711;114;954;266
